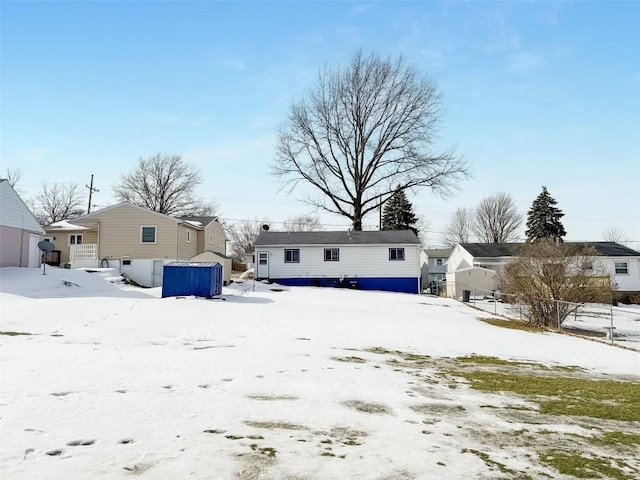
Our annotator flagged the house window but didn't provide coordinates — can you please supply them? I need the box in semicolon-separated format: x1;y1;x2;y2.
69;234;83;245
436;258;443;266
209;234;213;244
389;248;405;261
122;259;132;266
324;248;339;261
141;226;157;243
284;249;300;263
186;230;191;243
614;262;629;275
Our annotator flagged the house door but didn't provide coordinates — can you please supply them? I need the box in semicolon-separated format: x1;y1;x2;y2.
152;260;163;287
28;234;40;267
256;251;268;279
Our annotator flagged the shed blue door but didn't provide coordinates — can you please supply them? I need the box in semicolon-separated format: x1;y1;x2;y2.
161;262;223;298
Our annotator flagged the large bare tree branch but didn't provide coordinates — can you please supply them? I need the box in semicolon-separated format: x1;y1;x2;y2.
113;153;215;217
272;50;469;230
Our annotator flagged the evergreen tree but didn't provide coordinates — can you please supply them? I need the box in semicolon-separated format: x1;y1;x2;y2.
525;186;566;241
381;188;419;236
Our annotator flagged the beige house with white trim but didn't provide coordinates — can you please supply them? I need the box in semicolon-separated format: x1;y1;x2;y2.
46;203;228;287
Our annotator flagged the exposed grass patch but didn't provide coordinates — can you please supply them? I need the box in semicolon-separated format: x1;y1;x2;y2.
539;450;637;479
480;317;547;333
462;448;532;479
453;370;640;422
249;444;277;458
342;400;392;414
331;356;366;364
244;420;308;431
0;331;32;336
410;403;465;415
246;395;298;401
589;431;640;447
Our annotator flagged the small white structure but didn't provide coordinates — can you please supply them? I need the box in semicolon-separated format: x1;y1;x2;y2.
0;179;45;268
253;230;421;294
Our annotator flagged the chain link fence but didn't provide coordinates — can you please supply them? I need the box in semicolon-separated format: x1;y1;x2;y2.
432;280;640;351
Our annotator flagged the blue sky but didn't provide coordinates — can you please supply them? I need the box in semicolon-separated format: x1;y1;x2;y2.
2;1;639;247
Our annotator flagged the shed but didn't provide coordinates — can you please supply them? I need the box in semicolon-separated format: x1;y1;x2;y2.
161;262;223;298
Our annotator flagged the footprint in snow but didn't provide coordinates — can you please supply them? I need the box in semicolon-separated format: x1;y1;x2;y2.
162;385;172;390
50;392;71;397
119;438;134;444
198;384;211;389
67;439;95;446
46;449;63;456
23;448;35;459
221;378;233;382
115;389;127;394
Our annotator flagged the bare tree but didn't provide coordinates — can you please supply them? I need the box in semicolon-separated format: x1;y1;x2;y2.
272;50;468;231
442;207;473;246
229;219;270;259
113;153;214;216
473;193;522;243
4;167;22;189
283;215;322;232
34;182;85;225
498;240;616;327
601;226;628;244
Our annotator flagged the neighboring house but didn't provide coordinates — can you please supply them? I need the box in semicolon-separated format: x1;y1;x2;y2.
420;248;453;289
0;179;45;268
253;230;421;294
446;242;640;301
53;203;228;287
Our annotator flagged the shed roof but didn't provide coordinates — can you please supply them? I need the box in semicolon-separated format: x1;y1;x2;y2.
254;230;420;246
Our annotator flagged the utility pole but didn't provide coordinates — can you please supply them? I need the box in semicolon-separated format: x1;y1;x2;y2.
86;174;99;213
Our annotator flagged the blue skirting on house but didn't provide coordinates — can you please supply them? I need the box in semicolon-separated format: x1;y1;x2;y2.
269;277;419;294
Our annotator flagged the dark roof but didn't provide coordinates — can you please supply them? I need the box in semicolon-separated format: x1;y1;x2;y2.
576;242;640;257
254;230;420;246
178;216;218;226
460;243;523;257
461;242;640;258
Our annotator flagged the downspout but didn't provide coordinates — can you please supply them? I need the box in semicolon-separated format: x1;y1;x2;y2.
96;220;101;267
176;221;181;262
19;215;25;267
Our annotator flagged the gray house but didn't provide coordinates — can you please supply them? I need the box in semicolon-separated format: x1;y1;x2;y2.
253;230;421;294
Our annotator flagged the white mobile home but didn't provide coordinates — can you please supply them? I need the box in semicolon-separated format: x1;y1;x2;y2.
253;230;421;294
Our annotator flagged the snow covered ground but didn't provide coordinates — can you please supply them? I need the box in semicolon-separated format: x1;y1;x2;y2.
1;267;639;479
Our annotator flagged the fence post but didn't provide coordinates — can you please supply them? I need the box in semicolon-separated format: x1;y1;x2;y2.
610;305;614;345
556;301;561;331
494;293;497;315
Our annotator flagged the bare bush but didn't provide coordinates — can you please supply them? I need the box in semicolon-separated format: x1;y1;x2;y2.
498;240;616;328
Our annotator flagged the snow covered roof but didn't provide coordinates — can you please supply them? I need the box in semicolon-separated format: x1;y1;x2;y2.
255;230;420;246
423;248;453;257
46;220;90;231
178;216;218;226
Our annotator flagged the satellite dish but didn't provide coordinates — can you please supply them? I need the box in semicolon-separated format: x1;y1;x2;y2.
262;224;270;231
38;240;55;252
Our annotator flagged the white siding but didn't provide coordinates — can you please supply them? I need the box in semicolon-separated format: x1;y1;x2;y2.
600;257;640;292
0;181;44;233
260;244;420;279
446;244;473;273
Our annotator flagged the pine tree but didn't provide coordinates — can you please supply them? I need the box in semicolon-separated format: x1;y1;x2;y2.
381;188;419;236
525;186;566;241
